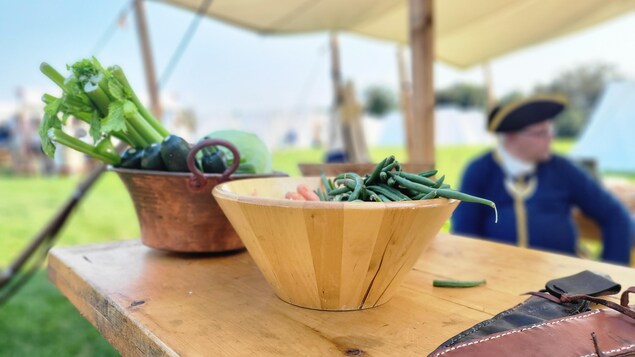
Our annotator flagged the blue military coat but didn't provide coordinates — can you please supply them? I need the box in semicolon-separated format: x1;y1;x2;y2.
451;152;633;264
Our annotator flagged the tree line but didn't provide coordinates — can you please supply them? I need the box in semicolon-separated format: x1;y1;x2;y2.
363;63;623;138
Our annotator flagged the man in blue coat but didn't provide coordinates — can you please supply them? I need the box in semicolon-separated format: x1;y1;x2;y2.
451;95;633;264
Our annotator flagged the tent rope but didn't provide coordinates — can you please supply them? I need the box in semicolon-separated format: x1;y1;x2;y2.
91;0;134;56
158;0;214;89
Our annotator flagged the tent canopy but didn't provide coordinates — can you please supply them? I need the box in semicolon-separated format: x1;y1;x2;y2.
571;81;635;173
161;0;635;68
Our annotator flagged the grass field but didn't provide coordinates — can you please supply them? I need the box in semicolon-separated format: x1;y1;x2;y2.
0;142;583;355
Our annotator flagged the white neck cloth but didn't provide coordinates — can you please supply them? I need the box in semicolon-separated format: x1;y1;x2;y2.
496;137;536;178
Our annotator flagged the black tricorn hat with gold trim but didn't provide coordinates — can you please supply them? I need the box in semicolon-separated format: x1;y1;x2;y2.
487;95;567;133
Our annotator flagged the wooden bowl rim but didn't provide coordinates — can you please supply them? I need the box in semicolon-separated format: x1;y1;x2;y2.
212;176;458;209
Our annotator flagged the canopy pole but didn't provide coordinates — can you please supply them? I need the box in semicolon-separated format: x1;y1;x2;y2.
483;62;495;111
396;46;415;160
409;0;434;165
330;32;343;107
133;0;162;118
327;32;352;161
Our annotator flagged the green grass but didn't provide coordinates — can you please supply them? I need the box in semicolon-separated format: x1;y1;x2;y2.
0;141;611;355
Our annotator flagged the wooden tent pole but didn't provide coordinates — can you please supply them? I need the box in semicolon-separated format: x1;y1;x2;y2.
328;32;356;161
396;46;415;160
409;0;434;165
133;0;162;118
330;32;343;107
483;62;495;111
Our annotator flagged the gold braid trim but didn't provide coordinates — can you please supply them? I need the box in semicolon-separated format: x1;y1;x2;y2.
504;176;537;248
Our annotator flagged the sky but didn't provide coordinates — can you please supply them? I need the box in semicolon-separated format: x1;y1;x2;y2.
2;1;635;121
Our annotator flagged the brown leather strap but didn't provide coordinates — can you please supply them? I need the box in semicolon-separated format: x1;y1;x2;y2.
560;292;635;320
523;291;561;304
527;287;635;320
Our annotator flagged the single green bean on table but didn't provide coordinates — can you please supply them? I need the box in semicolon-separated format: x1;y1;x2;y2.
316;156;497;222
433;279;487;288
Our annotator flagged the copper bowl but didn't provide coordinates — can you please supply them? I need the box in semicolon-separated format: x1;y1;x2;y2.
112;139;286;253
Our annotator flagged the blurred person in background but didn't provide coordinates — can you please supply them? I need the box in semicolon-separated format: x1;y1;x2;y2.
451;95;634;264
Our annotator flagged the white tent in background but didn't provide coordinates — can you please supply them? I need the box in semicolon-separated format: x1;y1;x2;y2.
571;81;635;173
365;106;493;147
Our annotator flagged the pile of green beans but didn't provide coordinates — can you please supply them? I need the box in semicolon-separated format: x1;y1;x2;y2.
314;155;498;221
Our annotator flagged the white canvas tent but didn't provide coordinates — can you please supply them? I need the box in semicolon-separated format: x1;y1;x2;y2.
571;81;635;173
365;107;492;147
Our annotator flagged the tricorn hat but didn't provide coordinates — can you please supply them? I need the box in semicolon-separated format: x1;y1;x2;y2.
487;95;567;133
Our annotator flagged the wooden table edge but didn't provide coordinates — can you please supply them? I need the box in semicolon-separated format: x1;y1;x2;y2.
48;241;178;357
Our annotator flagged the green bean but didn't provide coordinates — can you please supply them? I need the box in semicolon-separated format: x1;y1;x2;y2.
387;177;396;187
318;189;330;201
440;184;451;189
335;193;350;201
360;187;372;201
327;178;335;191
433;279;486;288
432;175;445;189
391;175;435;194
418;169;438;177
335;178;356;190
364;157;387;185
369;192;383;202
334;172;360;181
435;188;498;222
367;185;407;201
321;172;332;193
384;155;395;167
378;184;411;200
347;177;364;201
377;194;392;202
328;186;351;196
398;171;436;187
381;161;398;172
403;188;419;197
414;190;437;200
379;171;388;182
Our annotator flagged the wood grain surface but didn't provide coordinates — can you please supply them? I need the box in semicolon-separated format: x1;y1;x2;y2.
48;234;635;356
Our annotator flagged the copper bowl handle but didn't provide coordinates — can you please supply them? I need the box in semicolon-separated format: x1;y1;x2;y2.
187;139;241;191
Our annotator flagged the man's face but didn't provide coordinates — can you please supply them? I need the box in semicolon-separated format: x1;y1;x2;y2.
507;120;554;162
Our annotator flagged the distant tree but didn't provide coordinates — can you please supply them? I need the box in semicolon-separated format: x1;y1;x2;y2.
533;63;622;137
435;83;487;109
364;85;397;118
496;90;525;107
363;86;396;118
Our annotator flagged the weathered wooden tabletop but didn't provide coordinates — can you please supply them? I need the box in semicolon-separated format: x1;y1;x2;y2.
48;234;635;356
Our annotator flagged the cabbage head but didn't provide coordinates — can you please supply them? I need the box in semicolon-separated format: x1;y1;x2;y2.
203;130;272;174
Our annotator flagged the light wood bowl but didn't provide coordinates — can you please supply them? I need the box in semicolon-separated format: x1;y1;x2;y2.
213;176;459;310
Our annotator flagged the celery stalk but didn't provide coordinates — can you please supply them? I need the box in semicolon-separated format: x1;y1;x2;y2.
48;128;120;165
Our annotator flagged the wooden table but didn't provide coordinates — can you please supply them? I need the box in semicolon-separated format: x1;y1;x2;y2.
48;234;635;356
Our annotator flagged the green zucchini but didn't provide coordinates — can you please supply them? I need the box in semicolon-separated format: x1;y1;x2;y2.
141;143;166;170
119;147;143;169
160;135;191;172
201;151;227;174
